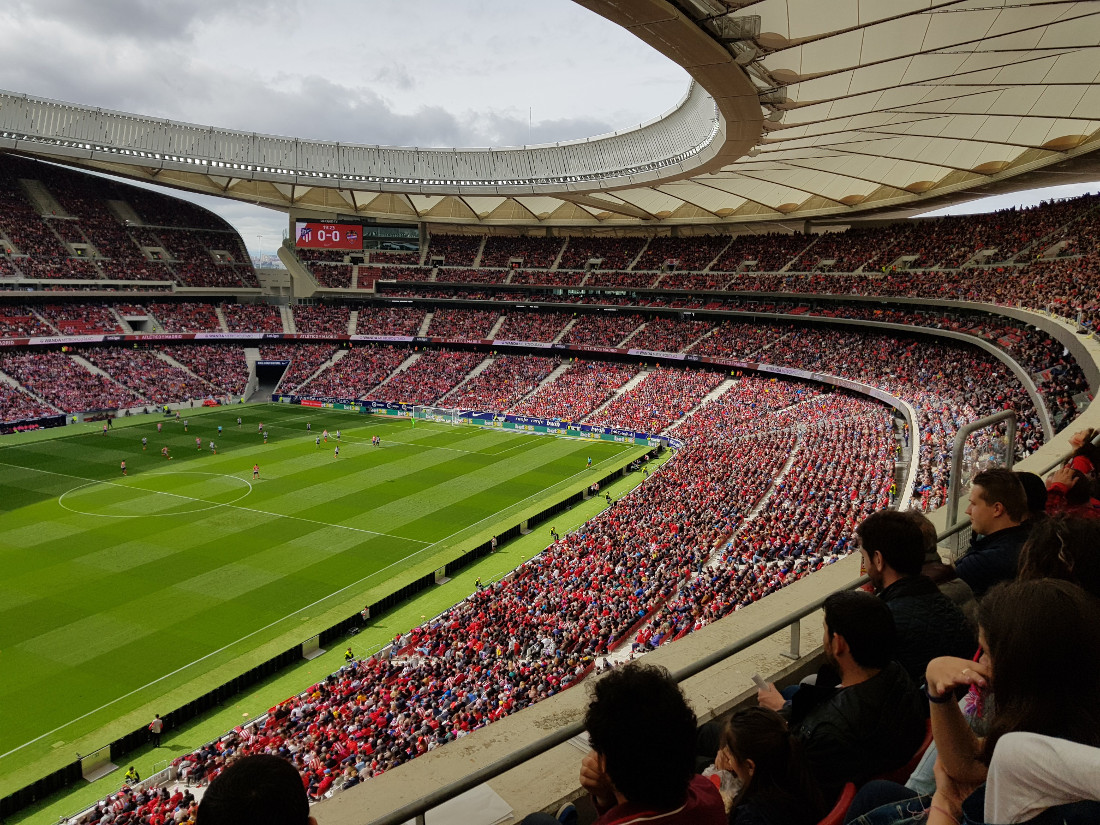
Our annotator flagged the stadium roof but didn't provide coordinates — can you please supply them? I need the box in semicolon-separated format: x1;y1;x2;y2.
3;0;1100;227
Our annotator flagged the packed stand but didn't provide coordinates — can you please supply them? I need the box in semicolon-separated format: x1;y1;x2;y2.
511;361;638;421
259;344;339;393
586;367;725;433
642;394;895;647
0;381;60;423
355;306;427;337
158;345;250;397
557;236;646;271
80;347;218;405
561;313;643;347
633;235;729;272
435;268;505;284
443;355;560;411
148;302;223;332
0;306;54;336
221;303;283;333
509;269;586;286
426;308;498;339
583;270;660;288
426;234;482;266
311;264;354;289
628;317;714;352
495;311;570;342
1;351;143;411
372;349;485;405
711;232;814;273
297;346;406;399
479;235;565;269
36;303;123;334
292;305;351;335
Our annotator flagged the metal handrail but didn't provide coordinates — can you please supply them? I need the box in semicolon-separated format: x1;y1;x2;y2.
945;410;1017;527
365;575;868;825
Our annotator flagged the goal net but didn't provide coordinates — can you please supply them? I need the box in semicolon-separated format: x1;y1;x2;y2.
412;405;460;426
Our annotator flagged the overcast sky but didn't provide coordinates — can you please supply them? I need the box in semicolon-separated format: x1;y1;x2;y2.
1;0;1097;255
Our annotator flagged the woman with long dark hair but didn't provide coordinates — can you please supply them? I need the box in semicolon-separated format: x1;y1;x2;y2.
849;578;1100;824
716;706;826;825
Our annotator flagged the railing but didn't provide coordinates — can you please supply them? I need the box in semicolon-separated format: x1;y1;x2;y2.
365;574;869;825
945;410;1017;528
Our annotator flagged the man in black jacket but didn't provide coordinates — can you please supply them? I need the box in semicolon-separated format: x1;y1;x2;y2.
856;510;976;684
759;590;926;798
956;468;1031;597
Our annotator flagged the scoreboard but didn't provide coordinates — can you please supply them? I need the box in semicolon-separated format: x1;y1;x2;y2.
294;222;363;250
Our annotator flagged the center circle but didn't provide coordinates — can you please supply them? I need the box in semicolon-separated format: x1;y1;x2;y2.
57;472;253;519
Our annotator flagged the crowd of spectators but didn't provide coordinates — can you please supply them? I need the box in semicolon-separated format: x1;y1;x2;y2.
560;313;643;347
36;303;124;334
292;305;351;335
586;367;725;432
443;355;560;410
354;306;427;337
494;311;570;342
557;236;646;271
1;351;142;411
583;271;660;288
310;265;354;289
511;361;638;421
71;782;198;825
221;303;283;333
628;317;713;352
0;380;60;423
80;347;219;405
298;346;407;399
0;306;53;336
372;350;486;405
480;236;565;268
259;344;338;393
426;234;482;266
509;269;586;286
158;345;250;397
434;268;504;284
426;308;498;339
633;235;730;272
147;302;223;332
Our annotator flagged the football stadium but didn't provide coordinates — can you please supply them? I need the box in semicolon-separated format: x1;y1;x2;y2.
3;1;1100;823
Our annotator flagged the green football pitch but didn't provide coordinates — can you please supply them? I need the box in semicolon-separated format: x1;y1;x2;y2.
0;403;646;793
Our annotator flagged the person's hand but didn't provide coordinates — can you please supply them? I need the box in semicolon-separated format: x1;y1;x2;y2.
931;755;981;821
925;656;990;700
1050;465;1078;489
1069;429;1092;449
580;751;616;812
757;682;786;711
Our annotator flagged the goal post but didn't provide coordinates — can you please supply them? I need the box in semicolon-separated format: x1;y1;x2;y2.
412;405;460;426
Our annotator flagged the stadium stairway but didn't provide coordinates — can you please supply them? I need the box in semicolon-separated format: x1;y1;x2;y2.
684;326;717;353
705;236;736;272
213;306;229;332
416;312;433;336
512;361;573;409
281;306;295;333
550;238;567;270
617;320;648;348
373;351;421;393
486;315;507;339
347;310;358;335
286;348;346;395
583;367;648;421
108;307;133;333
551;318;576;343
155;351;217;393
625;237;650;271
440;356;495;402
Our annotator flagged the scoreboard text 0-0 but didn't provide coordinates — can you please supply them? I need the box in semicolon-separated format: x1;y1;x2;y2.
294;222;363;250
